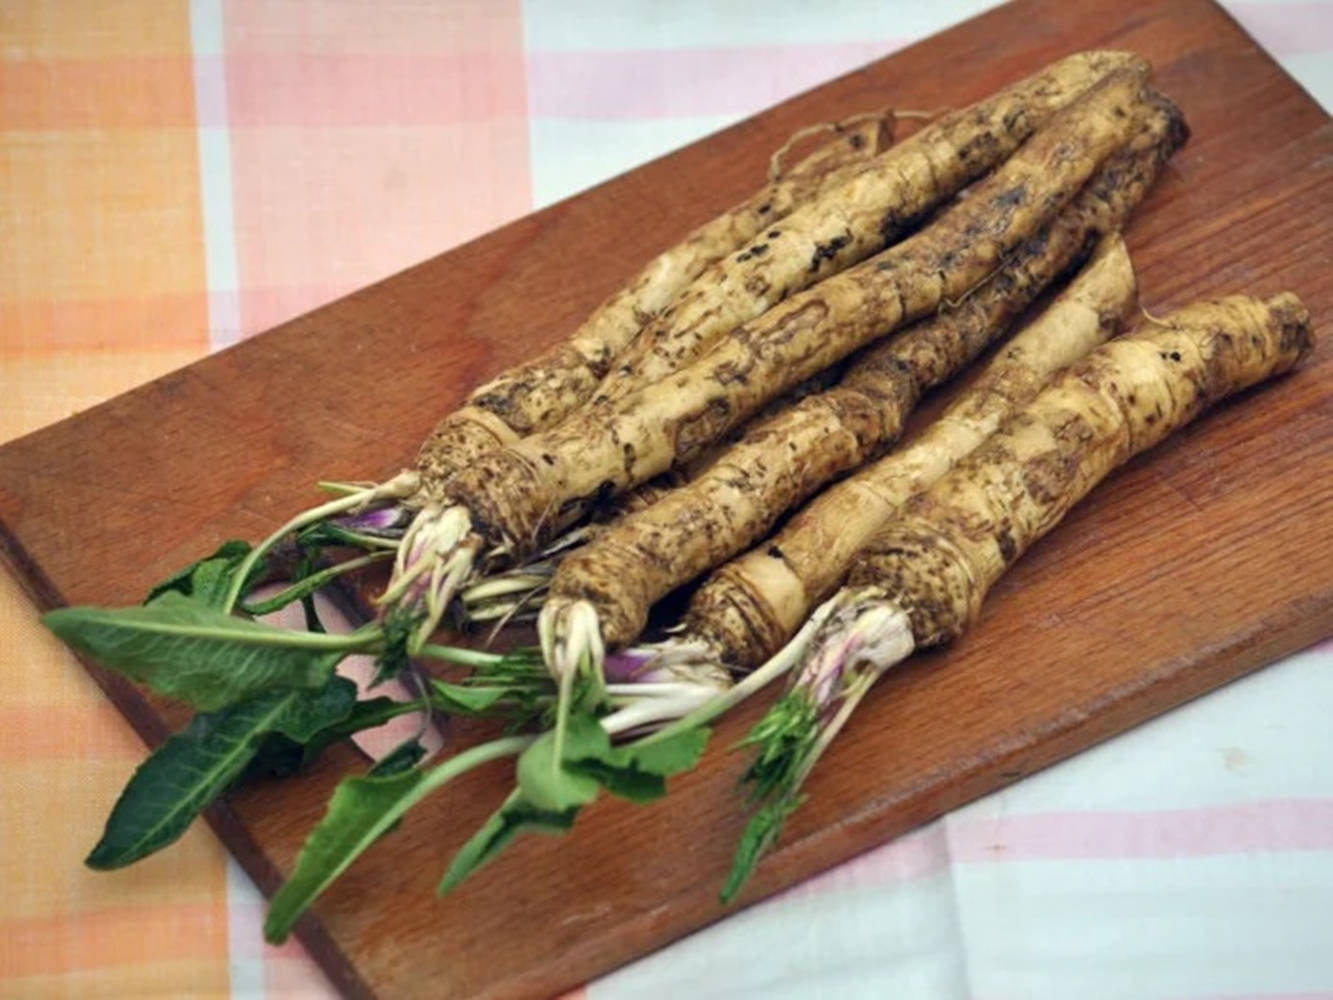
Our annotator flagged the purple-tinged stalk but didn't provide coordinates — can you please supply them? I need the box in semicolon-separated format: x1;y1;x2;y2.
331;503;415;539
378;503;481;651
722;587;913;902
600;644;730;735
263;633;733;942
222;471;421;613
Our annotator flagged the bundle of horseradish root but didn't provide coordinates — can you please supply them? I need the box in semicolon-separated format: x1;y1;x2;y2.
41;50;1315;941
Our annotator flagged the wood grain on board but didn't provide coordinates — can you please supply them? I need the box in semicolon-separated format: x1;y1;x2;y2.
1;0;1330;996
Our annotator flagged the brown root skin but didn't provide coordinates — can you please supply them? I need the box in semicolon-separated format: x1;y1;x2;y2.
687;97;1186;669
549;88;1183;650
408;113;896;498
445;69;1157;567
568;228;1138;652
848;293;1315;648
593;50;1149;407
590;361;849;525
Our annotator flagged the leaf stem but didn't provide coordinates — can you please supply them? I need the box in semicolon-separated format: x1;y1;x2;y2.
551;655;576;770
631;612;827;746
224;472;418;612
240;551;392;616
264;733;533;944
415;644;504;669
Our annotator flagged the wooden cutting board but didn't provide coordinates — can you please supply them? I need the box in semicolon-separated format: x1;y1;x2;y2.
2;0;1330;995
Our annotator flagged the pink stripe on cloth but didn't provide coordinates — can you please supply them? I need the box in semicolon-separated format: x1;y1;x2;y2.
526;41;907;119
219;51;528;128
228;120;531;337
1231;2;1333;56
947;799;1333;862
759;798;1333;909
775;822;952;902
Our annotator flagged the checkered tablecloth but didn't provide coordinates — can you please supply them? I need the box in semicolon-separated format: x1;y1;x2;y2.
2;2;1330;997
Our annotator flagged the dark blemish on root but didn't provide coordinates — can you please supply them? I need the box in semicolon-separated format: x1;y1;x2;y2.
879;209;900;243
810;233;851;272
768;230;781;239
757;202;772;214
849;133;865;149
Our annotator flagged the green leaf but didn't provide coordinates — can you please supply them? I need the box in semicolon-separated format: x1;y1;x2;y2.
86;678;357;870
42;592;360;711
573;726;712;803
246;682;398;779
720;795;804;904
429;681;515;716
145;540;258;609
627;726;711;778
437;719;714;895
270;677;360;741
437;790;578;896
265;767;427;942
367;739;427;778
240;552;392;617
516;710;715;812
296;520;388;552
570;759;665;803
515;715;605;812
264;734;531;944
738;689;819;804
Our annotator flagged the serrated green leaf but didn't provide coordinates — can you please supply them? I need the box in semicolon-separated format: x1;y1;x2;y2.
42;592;361;711
265;767;427;943
515;721;603;812
247;679;387;778
625;727;711;778
517;712;714;810
145;540;257;609
720;795;804;904
429;681;515;716
368;738;428;778
240;551;392;617
570;760;666;802
569;726;711;803
738;689;819;804
86;678;357;870
264;735;531;944
437;790;578;896
434;716;715;894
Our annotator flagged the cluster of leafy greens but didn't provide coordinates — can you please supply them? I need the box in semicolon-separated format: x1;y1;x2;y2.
42;535;717;943
45;540;419;870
